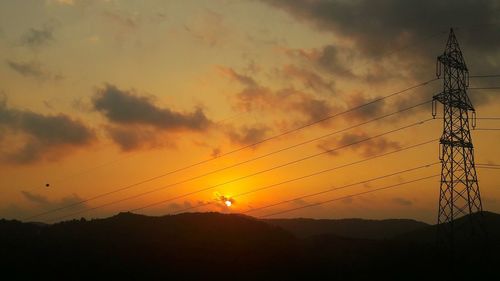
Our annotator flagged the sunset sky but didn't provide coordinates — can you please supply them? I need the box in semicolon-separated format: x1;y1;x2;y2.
1;0;499;223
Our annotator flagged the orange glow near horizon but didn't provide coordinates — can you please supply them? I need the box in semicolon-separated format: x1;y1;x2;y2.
0;1;499;225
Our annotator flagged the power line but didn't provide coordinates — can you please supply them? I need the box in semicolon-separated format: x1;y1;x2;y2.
48;118;434;222
258;174;439;218
127;119;435;213
477;166;500;170
29;75;497;220
15;27;498;220
476;163;500;167
476;163;500;169
43;34;456;189
474;128;500;131
174;139;438;214
243;162;439;215
24;93;435;221
469;87;500;90
469;74;500;78
28;111;256;192
434;116;500;120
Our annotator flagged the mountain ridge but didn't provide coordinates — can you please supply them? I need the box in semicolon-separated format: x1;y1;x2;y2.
263;217;428;239
1;211;498;280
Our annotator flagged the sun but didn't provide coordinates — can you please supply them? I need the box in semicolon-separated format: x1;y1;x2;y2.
215;192;234;208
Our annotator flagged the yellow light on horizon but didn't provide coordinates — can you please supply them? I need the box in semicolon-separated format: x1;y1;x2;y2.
225;200;232;207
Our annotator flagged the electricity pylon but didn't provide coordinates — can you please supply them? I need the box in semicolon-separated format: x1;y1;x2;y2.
432;28;483;245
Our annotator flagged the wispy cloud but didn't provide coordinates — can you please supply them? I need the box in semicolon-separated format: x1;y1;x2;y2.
317;132;401;157
220;67;339;125
20;21;58;48
225;124;271;146
392;197;413;206
6;60;63;81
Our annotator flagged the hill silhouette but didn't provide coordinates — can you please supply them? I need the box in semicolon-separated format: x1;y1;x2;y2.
1;212;498;280
396;211;500;243
264;217;428;239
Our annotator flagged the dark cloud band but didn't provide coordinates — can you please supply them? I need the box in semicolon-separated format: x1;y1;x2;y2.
0;98;95;164
92;84;212;131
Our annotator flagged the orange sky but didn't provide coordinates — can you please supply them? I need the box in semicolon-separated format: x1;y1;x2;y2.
0;0;499;223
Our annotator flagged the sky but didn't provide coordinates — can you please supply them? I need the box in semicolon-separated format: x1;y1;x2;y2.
0;0;499;224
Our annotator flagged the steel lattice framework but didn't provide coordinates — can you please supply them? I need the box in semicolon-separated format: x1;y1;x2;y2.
433;29;482;243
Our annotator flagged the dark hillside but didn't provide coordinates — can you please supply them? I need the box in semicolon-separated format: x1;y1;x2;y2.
1;212;498;280
264;217;428;239
1;212;300;280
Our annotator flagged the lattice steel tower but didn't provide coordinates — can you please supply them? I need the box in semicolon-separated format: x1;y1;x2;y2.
432;28;482;243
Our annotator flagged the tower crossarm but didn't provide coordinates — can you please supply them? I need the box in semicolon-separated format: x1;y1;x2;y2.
439;139;473;148
438;53;468;71
433;90;475;111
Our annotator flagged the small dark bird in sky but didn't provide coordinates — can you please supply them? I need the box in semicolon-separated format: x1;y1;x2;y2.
45;183;50;187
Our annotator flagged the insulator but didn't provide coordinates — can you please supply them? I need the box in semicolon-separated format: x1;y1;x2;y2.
439;143;443;161
432;100;437;118
472;111;477;129
436;59;441;78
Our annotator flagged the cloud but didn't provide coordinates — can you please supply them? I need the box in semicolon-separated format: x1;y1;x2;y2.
21;191;50;205
345;92;386;121
167;201;194;212
105;126;175;152
261;0;500;56
232;85;276;112
213;192;235;211
0;191;89;221
218;66;274;112
221;67;339;124
291;198;308;206
211;147;222;158
7;60;44;77
0;191;89;219
99;9;144;44
341;197;354;204
22;191;88;210
317;132;401;157
103;10;140;30
62;0;76;4
280;64;335;93
392;197;413;206
6;60;63;81
262;0;500;91
50;0;75;5
0;97;95;164
226;124;270;146
284;45;355;78
218;66;258;88
284;45;403;84
92;84;212;131
106;126;152;151
314;45;356;77
281;88;339;123
183;9;229;46
92;84;212;151
20;22;57;48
